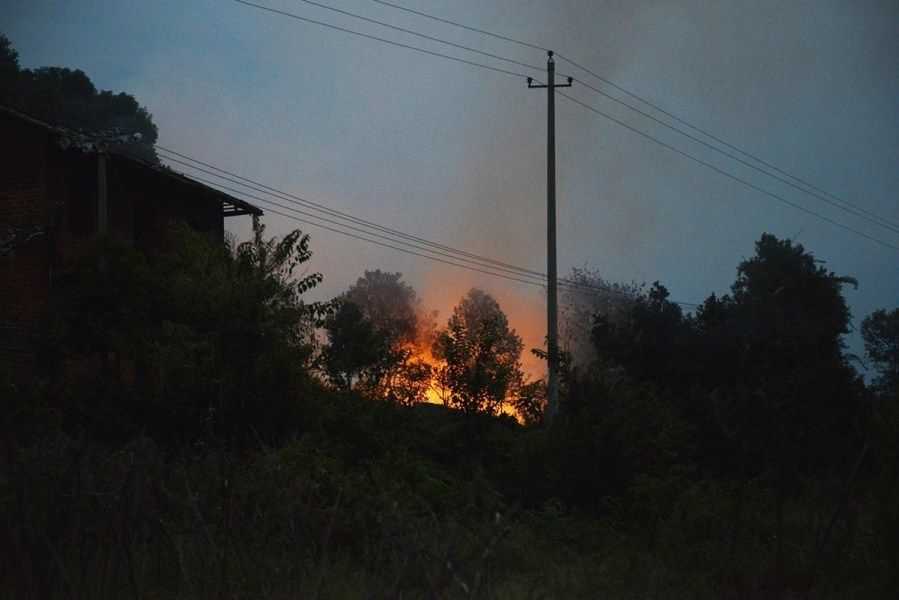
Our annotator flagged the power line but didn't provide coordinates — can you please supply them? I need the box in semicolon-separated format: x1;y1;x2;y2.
170;159;595;294
366;0;898;233
292;0;545;73
231;0;533;79
236;0;897;250
227;178;700;306
555;90;899;252
568;76;898;234
154;144;555;282
150;144;701;306
554;53;899;231
155;148;603;293
370;0;547;52
158;149;673;301
160;155;566;288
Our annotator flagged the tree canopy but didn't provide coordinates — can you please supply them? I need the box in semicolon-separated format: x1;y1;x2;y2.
320;270;434;405
433;288;524;416
862;308;899;398
0;33;158;162
44;219;331;444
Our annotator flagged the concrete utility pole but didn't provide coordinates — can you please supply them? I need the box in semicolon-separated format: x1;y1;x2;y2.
97;151;107;236
528;51;572;423
60;129;143;238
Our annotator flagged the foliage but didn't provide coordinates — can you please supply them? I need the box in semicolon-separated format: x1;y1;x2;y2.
344;269;420;344
591;281;695;394
320;300;392;391
559;266;643;369
861;307;899;398
511;378;547;425
3;221;896;597
433;288;524;416
320;270;435;405
0;33;18;94
40;219;332;445
0;33;158;162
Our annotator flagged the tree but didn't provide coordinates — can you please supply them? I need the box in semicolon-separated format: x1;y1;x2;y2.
559;267;642;370
345;269;419;344
321;270;434;405
590;281;695;394
320;300;393;392
46;219;332;444
0;33;159;162
512;378;547;425
728;234;856;371
861;308;899;398
0;33;19;93
693;235;864;465
433;289;523;416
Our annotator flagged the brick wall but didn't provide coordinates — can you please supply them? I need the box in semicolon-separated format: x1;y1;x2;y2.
1;110;228;367
0;115;52;362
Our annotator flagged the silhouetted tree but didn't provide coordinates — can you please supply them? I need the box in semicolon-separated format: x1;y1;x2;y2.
512;378;547;425
434;289;523;416
591;281;696;394
862;308;899;399
321;300;393;392
345;269;419;344
0;34;19;93
321;270;434;405
45;219;331;444
0;33;158;162
559;267;642;370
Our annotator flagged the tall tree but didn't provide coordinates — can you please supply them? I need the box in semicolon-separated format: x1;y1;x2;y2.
320;300;393;392
49;219;331;443
321;270;434;405
861;308;899;398
559;267;642;370
0;34;19;93
344;269;420;344
0;33;158;162
691;235;865;478
590;281;695;394
433;288;523;416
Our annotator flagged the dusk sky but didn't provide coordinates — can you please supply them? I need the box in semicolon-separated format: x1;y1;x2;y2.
3;0;896;377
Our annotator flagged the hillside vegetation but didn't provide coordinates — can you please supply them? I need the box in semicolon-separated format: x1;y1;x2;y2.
2;220;896;599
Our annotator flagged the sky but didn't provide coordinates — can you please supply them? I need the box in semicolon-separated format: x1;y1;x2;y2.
2;0;897;377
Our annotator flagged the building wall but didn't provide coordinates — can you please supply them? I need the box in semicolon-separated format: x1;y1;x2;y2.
0;114;53;362
0;111;227;366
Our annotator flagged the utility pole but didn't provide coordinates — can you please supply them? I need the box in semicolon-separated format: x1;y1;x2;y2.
529;51;572;423
60;129;143;237
97;150;107;236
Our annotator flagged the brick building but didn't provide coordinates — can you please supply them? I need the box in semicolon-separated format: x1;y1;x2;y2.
0;106;262;361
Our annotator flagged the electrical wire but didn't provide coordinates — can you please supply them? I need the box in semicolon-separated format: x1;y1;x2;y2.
370;0;548;52
231;0;533;79
157;148;669;301
292;0;545;73
154;144;556;281
367;0;898;233
149;144;701;306
160;155;567;287
217;178;697;304
554;52;899;231
569;76;898;234
556;90;899;252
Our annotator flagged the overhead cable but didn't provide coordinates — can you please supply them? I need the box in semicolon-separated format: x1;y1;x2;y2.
367;0;898;235
231;0;533;78
150;144;700;306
